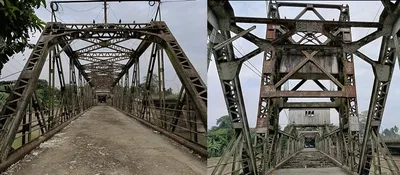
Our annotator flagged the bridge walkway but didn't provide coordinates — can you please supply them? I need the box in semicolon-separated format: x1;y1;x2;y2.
1;106;205;175
270;148;349;175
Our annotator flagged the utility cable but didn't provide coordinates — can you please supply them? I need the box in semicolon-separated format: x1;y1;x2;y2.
234;44;262;75
208;30;262;77
44;7;66;23
109;5;119;21
233;46;262;77
61;4;102;12
0;71;22;80
365;4;382;35
94;8;103;22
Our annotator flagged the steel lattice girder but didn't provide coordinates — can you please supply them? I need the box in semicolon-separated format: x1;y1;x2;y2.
0;20;207;163
77;52;130;57
208;1;258;174
208;0;400;174
75;38;132;53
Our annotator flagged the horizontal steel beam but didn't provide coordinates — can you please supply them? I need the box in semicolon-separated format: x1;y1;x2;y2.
293;124;331;127
51;0;160;4
276;44;342;51
63;22;150;27
261;90;353;98
234;17;382;28
113;39;151;86
275;2;343;9
278;101;340;108
77;52;130;57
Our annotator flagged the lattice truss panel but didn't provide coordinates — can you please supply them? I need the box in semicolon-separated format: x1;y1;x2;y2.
0;20;207;167
208;0;400;174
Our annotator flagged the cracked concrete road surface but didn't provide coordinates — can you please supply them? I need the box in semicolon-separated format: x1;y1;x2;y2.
2;106;205;175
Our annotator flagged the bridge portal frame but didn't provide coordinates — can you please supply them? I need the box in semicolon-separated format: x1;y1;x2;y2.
208;0;400;174
0;19;207;171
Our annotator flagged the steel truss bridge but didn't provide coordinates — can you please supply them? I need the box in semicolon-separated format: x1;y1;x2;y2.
0;0;206;173
208;0;400;174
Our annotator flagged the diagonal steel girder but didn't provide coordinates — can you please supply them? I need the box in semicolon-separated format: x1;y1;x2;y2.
77;56;130;63
0;20;207;165
208;1;258;174
358;1;400;174
82;38;133;52
74;38;131;53
210;0;400;174
112;22;207;127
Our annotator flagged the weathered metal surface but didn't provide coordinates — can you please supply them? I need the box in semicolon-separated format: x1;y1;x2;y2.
279;53;338;75
0;15;207;173
288;109;330;126
208;0;400;174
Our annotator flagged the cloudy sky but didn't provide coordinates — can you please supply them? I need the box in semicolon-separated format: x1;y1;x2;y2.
3;0;207;93
208;1;400;132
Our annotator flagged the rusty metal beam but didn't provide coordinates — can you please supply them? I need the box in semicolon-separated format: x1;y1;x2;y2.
233;17;382;28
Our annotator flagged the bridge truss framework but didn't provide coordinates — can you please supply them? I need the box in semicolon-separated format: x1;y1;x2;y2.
0;1;207;171
208;0;400;174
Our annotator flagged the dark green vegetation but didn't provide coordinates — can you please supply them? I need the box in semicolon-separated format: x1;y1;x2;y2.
207;115;234;157
0;79;62;107
358;110;400;140
0;0;46;71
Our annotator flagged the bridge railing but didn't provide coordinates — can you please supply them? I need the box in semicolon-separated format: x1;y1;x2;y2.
360;132;400;175
208;130;302;175
110;85;207;157
316;128;400;174
0;85;94;171
316;129;344;164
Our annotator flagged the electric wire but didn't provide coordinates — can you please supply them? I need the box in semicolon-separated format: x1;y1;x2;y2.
1;66;13;76
94;8;103;22
208;30;262;77
365;4;382;35
234;44;262;75
0;71;22;80
5;61;19;71
13;58;24;67
130;3;159;49
232;46;262;77
109;5;119;21
44;7;66;23
61;4;102;12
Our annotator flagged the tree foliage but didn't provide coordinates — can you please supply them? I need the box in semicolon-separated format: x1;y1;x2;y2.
207;115;234;157
0;0;46;71
0;79;61;108
359;110;400;140
382;125;400;138
130;74;175;97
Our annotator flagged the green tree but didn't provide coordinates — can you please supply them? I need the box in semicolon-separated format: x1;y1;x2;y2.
207;115;234;157
165;87;173;96
382;125;400;138
0;0;46;71
208;137;222;157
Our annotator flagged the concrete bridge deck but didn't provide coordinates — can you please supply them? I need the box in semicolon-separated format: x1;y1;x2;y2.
1;106;205;175
272;167;349;175
271;148;349;175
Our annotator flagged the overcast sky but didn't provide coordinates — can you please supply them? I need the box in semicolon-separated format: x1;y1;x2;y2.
2;0;207;94
208;1;400;132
